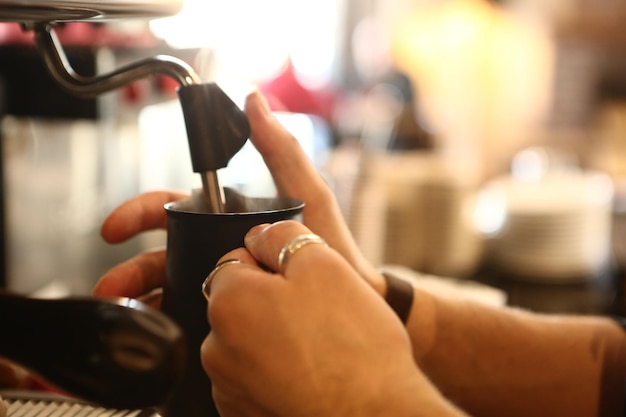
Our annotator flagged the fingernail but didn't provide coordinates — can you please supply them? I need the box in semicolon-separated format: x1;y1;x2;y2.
251;89;272;117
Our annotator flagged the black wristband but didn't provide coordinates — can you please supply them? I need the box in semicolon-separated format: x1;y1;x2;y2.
382;271;414;324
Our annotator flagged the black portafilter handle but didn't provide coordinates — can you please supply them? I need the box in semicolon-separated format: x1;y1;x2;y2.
0;293;186;410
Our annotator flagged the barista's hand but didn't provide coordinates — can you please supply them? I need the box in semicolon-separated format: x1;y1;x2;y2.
0;359;32;389
201;220;458;417
0;358;60;392
93;90;385;303
244;91;385;294
92;191;186;307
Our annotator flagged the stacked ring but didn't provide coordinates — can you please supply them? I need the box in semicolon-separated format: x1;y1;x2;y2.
277;234;328;275
202;258;243;301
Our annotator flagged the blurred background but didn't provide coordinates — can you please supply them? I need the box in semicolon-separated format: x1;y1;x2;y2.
1;0;626;314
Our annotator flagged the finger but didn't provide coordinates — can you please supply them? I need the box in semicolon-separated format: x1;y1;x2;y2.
202;248;259;300
92;248;166;298
245;91;379;286
202;336;272;417
200;331;237;394
101;190;187;244
214;248;259;267
244;221;334;277
0;359;30;389
136;288;163;310
205;248;283;333
212;384;274;417
245;90;329;205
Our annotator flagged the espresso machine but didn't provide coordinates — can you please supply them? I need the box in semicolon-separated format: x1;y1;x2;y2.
0;1;299;416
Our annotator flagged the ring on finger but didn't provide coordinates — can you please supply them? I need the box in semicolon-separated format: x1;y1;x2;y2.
278;234;328;275
202;258;243;301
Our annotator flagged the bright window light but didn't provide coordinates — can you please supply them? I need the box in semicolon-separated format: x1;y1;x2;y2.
150;0;339;84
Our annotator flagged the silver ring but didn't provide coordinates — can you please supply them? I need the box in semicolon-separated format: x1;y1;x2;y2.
202;258;243;300
277;234;328;274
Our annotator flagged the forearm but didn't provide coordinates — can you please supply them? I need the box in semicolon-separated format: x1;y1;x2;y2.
406;287;626;417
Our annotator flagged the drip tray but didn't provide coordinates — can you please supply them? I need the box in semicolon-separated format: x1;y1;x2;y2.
0;391;158;417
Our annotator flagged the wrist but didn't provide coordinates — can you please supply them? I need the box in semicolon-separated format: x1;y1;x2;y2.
381;272;414;324
377;270;435;363
406;286;437;363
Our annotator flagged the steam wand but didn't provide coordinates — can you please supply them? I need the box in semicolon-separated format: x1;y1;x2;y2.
24;22;250;213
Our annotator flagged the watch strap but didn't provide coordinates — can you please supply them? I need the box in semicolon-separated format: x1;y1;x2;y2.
381;271;414;324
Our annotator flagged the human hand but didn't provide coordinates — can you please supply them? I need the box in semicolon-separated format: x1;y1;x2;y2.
92;191;187;307
0;359;33;389
200;220;434;417
0;359;61;392
244;91;385;293
93;90;385;302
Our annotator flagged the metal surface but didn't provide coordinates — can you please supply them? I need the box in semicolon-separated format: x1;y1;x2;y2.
200;171;225;213
27;23;227;212
31;23;199;97
0;0;182;22
2;391;159;417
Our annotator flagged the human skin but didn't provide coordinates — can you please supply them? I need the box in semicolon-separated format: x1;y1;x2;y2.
94;90;626;417
201;220;468;417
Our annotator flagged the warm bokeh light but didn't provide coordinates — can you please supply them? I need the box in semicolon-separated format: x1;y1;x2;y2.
390;0;555;178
